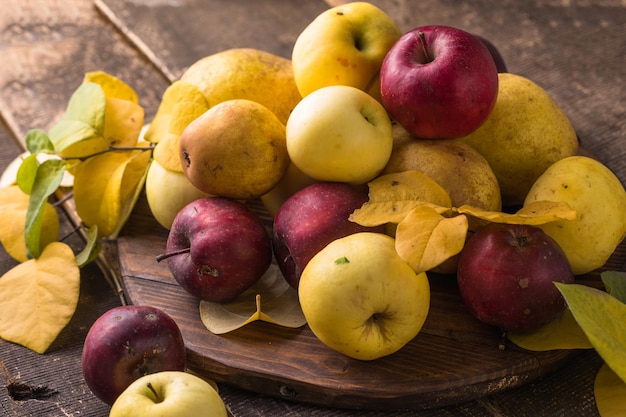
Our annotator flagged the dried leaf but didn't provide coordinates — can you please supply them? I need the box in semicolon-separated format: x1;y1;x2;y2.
0;242;80;353
457;200;576;227
507;308;593;351
555;283;626;384
595;363;626;417
395;205;468;273
199;264;306;334
350;170;452;227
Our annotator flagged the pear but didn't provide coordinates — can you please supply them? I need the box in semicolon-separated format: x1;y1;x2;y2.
383;123;502;212
524;156;626;275
459;73;578;207
180;48;302;125
179;99;289;200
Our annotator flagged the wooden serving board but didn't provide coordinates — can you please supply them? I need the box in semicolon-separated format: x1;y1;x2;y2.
112;192;626;411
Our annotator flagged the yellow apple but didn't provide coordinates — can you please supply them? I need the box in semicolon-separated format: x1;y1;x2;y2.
298;232;430;360
109;371;227;417
292;1;402;101
286;85;393;184
145;159;211;230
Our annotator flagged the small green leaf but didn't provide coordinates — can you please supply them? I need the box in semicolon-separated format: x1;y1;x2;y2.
555;283;626;384
602;271;626;304
48;120;101;154
15;154;39;194
75;225;101;268
25;159;66;259
25;129;54;154
335;256;350;265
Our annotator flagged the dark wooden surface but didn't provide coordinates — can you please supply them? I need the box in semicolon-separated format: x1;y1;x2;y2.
0;0;624;416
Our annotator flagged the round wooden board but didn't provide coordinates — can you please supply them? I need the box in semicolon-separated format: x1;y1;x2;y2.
113;194;624;411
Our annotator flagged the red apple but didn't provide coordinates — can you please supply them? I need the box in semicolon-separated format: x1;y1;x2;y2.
272;182;384;289
456;222;574;333
161;197;272;303
81;305;186;406
380;25;499;139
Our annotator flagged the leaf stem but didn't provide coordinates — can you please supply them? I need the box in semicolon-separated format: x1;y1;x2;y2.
62;144;154;162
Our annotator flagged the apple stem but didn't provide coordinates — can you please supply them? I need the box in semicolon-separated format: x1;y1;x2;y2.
146;381;163;403
155;247;191;262
418;31;431;62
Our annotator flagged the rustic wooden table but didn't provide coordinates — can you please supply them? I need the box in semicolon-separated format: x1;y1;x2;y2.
1;1;624;416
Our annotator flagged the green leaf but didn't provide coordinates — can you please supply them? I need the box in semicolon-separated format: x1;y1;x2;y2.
15;154;39;194
555;283;626;384
48;120;101;154
75;225;101;268
602;271;626;304
25;129;54;154
25;159;66;259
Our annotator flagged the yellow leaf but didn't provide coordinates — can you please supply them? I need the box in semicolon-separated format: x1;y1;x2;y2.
350;170;452;227
84;71;138;104
395;205;468;273
595;363;626;417
0;185;59;262
153;101;209;172
199;264;306;334
507;308;593;351
144;80;209;143
0;242;80;353
457;200;576;227
73;147;151;238
102;97;145;148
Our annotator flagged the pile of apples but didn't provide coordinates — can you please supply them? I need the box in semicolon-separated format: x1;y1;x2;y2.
81;1;626;412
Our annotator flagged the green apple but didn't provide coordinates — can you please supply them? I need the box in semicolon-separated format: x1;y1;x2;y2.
292;1;402;101
109;371;227;417
286;85;393;185
145;158;211;230
298;232;430;360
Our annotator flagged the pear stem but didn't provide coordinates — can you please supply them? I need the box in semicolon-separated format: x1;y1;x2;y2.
156;247;191;262
418;31;431;62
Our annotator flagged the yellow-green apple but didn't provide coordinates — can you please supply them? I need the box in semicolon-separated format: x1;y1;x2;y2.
291;1;402;101
286;85;393;184
380;25;499;139
109;371;227;417
457;223;574;333
145;159;211;230
81;305;186;406
298;232;430;360
272;182;385;289
159;197;272;303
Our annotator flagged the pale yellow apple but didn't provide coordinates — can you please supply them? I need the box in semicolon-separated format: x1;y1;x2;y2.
292;2;401;102
180;48;301;125
145;159;211;230
286;85;393;184
524;156;626;275
459;73;578;207
260;162;318;218
109;371;227;417
298;232;430;360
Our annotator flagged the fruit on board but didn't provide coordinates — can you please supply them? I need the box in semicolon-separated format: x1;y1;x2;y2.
162;197;272;303
298;232;430;360
380;25;499;139
286;85;393;184
383;123;502;212
81;305;186;406
475;34;508;72
179;99;289;199
145;159;211;230
459;73;578;207
524;156;626;275
109;371;227;417
457;222;574;333
291;1;402;102
272;182;385;289
180;48;301;125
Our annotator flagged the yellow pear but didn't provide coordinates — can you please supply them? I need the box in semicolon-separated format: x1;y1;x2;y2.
179;99;289;200
180;48;302;125
459;73;578;207
383;123;502;212
524;156;626;275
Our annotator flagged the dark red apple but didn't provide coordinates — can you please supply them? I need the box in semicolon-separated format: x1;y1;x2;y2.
272;182;384;289
161;197;272;303
81;305;186;406
456;222;574;333
380;25;499;139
